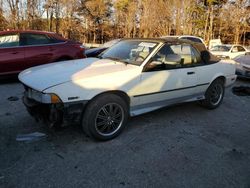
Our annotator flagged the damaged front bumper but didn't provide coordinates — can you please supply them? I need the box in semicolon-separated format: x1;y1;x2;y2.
23;94;88;127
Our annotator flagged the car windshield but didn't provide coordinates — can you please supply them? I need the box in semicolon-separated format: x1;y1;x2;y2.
99;40;159;65
211;45;232;52
102;39;120;48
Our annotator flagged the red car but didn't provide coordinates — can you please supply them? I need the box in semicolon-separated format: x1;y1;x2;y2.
0;30;86;76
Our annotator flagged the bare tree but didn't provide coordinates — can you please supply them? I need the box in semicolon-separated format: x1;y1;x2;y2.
0;0;249;45
6;0;20;29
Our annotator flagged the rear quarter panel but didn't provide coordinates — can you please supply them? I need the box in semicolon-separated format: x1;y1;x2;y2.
23;45;53;69
196;60;236;94
51;42;85;60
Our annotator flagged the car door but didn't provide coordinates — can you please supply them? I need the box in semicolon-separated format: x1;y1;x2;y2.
136;44;198;107
190;48;215;95
0;33;25;75
230;46;244;59
20;33;54;70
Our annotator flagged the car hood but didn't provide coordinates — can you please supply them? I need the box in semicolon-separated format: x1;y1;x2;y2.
19;58;137;92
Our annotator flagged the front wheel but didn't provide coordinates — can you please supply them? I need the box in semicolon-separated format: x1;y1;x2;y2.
200;79;225;109
82;94;129;141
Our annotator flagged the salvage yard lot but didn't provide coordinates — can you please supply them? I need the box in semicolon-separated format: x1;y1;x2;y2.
0;78;250;188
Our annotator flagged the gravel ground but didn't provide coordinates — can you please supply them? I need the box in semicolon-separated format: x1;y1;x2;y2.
0;78;249;188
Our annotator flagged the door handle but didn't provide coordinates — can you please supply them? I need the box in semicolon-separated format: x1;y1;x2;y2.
187;71;195;75
12;52;19;54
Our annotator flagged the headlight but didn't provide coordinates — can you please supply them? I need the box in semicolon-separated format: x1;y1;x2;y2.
26;88;61;104
50;93;62;104
41;93;62;104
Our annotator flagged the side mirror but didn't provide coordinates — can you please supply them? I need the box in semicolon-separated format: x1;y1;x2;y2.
144;61;163;71
148;60;163;67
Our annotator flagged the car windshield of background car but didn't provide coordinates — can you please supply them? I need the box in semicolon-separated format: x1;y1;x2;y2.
211;45;231;52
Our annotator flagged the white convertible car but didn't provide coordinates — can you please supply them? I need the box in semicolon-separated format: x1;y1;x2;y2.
19;38;236;140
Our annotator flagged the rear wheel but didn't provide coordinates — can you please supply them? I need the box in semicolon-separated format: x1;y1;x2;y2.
82;94;129;141
200;79;225;109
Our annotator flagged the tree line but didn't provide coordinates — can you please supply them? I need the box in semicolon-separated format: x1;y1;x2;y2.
0;0;250;45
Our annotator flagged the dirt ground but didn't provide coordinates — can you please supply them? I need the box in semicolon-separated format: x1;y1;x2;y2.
0;78;249;188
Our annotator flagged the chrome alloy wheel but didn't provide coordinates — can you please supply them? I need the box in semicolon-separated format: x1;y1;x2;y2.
95;103;124;136
210;83;223;106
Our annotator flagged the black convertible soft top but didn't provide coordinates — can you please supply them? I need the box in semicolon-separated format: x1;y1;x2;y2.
163;38;221;64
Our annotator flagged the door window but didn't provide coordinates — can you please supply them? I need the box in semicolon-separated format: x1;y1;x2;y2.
0;34;19;48
237;46;246;52
232;46;238;52
21;33;53;46
145;44;199;71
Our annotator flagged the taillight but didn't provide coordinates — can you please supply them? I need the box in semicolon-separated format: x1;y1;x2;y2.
73;44;86;58
74;44;84;50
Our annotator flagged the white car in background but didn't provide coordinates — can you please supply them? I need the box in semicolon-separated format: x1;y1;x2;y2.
209;39;222;50
210;44;249;59
19;38;236;141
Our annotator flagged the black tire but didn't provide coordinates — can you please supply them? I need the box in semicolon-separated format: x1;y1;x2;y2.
200;79;225;109
82;94;129;141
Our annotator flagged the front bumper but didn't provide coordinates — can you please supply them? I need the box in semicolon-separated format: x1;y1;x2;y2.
225;74;237;87
23;94;88;127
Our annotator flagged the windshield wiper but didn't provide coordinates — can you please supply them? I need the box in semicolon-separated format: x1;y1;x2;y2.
103;56;129;65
